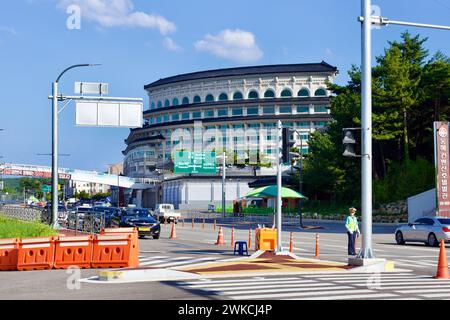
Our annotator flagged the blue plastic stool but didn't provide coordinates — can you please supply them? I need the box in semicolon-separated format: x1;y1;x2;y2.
234;241;248;256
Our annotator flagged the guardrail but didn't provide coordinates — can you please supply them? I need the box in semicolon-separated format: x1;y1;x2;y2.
0;205;42;222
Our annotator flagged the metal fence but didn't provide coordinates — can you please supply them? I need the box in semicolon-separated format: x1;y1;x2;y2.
0;205;43;222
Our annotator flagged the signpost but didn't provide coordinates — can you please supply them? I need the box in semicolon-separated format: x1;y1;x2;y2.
174;151;217;174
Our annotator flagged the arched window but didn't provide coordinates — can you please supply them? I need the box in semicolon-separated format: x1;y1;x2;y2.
218;93;228;101
315;88;327;96
233;92;243;100
182;97;189;105
248;90;259;99
280;89;292;97
264;89;275;98
165;99;170;107
151;102;155;109
193;95;201;103
172;98;179;106
205;94;215;102
298;88;310;97
157;101;162;108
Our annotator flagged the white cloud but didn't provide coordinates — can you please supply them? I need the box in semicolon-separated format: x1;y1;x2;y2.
163;37;182;52
0;27;17;36
194;29;263;63
56;0;176;34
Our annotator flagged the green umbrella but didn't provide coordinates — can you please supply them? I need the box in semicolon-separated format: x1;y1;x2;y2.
245;185;307;199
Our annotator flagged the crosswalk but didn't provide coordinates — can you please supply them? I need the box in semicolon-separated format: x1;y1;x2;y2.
138;254;223;268
175;272;450;300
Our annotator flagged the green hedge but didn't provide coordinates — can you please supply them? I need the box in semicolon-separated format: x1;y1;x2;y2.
0;214;57;239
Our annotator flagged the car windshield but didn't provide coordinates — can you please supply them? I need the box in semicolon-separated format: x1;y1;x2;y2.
125;209;155;219
438;219;450;225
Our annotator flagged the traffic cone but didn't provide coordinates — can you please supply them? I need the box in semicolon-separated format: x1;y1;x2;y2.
435;239;450;279
170;223;177;239
289;232;294;253
231;227;235;248
215;227;225;245
315;234;320;258
248;229;252;250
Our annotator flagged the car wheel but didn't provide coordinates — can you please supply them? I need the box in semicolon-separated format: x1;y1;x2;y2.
428;233;439;247
153;235;160;239
395;231;405;245
138;235;145;239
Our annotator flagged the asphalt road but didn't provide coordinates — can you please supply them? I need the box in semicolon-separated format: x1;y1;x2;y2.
0;220;445;300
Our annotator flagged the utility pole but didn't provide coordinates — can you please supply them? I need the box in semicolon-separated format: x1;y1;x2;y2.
50;64;99;229
276;120;283;253
354;0;450;262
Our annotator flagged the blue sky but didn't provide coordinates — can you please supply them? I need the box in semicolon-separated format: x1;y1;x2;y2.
0;0;449;172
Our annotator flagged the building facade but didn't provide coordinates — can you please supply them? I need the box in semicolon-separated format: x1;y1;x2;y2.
123;62;338;209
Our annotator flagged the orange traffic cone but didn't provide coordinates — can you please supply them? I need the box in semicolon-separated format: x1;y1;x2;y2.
435;239;450;279
215;227;225;245
231;227;235;248
248;229;252;250
315;234;320;258
289;232;294;253
170;223;177;239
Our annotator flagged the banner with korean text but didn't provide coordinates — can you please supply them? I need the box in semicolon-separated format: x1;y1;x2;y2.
434;121;450;217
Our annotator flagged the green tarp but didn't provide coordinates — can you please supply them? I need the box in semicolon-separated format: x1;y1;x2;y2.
245;185;307;199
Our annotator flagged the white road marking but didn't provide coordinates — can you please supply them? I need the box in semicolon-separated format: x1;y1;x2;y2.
294;293;398;300
230;289;375;300
218;285;352;296
187;279;313;289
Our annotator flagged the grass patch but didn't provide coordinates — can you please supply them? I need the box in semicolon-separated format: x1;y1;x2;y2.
0;214;58;239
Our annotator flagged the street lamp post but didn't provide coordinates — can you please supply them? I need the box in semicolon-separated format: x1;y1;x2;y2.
50;64;100;228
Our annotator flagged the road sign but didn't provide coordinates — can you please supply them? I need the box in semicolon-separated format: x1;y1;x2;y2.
174;151;217;174
75;100;143;128
74;82;108;95
41;185;61;192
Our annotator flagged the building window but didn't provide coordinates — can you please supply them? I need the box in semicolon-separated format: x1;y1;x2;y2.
315;88;327;96
182;97;189;105
314;105;328;113
233;92;243;100
205;94;214;102
204;110;214;118
232;108;243;116
248;90;259;99
264;89;275;98
172;98;179;106
218;93;228;101
156;116;162;124
163;114;170;122
192;111;202;119
280;89;292;97
297;105;309;113
182;112;190;120
193;95;201;103
165;99;170;107
151;102;155;109
157;101;162;108
314;121;326;128
218;108;228;117
283;122;294;128
300;133;310;141
298;88;309;97
279;106;292;114
246;107;259;115
263;106;275;114
172;113;179;121
298;121;310;128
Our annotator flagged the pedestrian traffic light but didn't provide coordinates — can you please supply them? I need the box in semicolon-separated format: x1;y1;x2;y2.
342;128;360;157
282;128;296;163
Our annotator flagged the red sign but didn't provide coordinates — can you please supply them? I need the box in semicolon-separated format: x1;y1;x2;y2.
1;168;71;180
435;122;450;217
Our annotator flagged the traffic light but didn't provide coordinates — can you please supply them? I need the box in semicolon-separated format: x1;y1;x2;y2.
282;128;296;163
342;128;360;157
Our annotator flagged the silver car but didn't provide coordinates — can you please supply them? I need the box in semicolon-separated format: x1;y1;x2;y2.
395;217;450;247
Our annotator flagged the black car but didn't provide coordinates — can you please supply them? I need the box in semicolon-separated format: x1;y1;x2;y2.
119;208;160;239
92;206;121;228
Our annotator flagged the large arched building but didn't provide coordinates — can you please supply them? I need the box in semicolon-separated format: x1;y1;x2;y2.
123;62;338;209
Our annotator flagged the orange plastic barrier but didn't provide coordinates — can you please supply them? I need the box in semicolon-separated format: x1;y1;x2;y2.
0;238;19;271
101;227;139;266
255;228;277;251
91;233;139;268
54;235;94;269
17;237;55;271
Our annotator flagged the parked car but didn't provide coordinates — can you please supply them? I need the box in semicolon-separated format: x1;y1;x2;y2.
154;203;180;223
92;206;121;229
120;208;161;239
395;217;450;247
41;203;67;225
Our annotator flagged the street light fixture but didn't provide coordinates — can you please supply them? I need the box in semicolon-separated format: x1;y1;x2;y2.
50;64;101;229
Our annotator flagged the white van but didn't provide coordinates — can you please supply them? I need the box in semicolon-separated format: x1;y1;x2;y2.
155;204;180;223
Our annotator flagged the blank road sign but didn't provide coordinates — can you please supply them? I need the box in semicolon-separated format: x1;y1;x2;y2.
74;82;108;95
75;101;143;128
